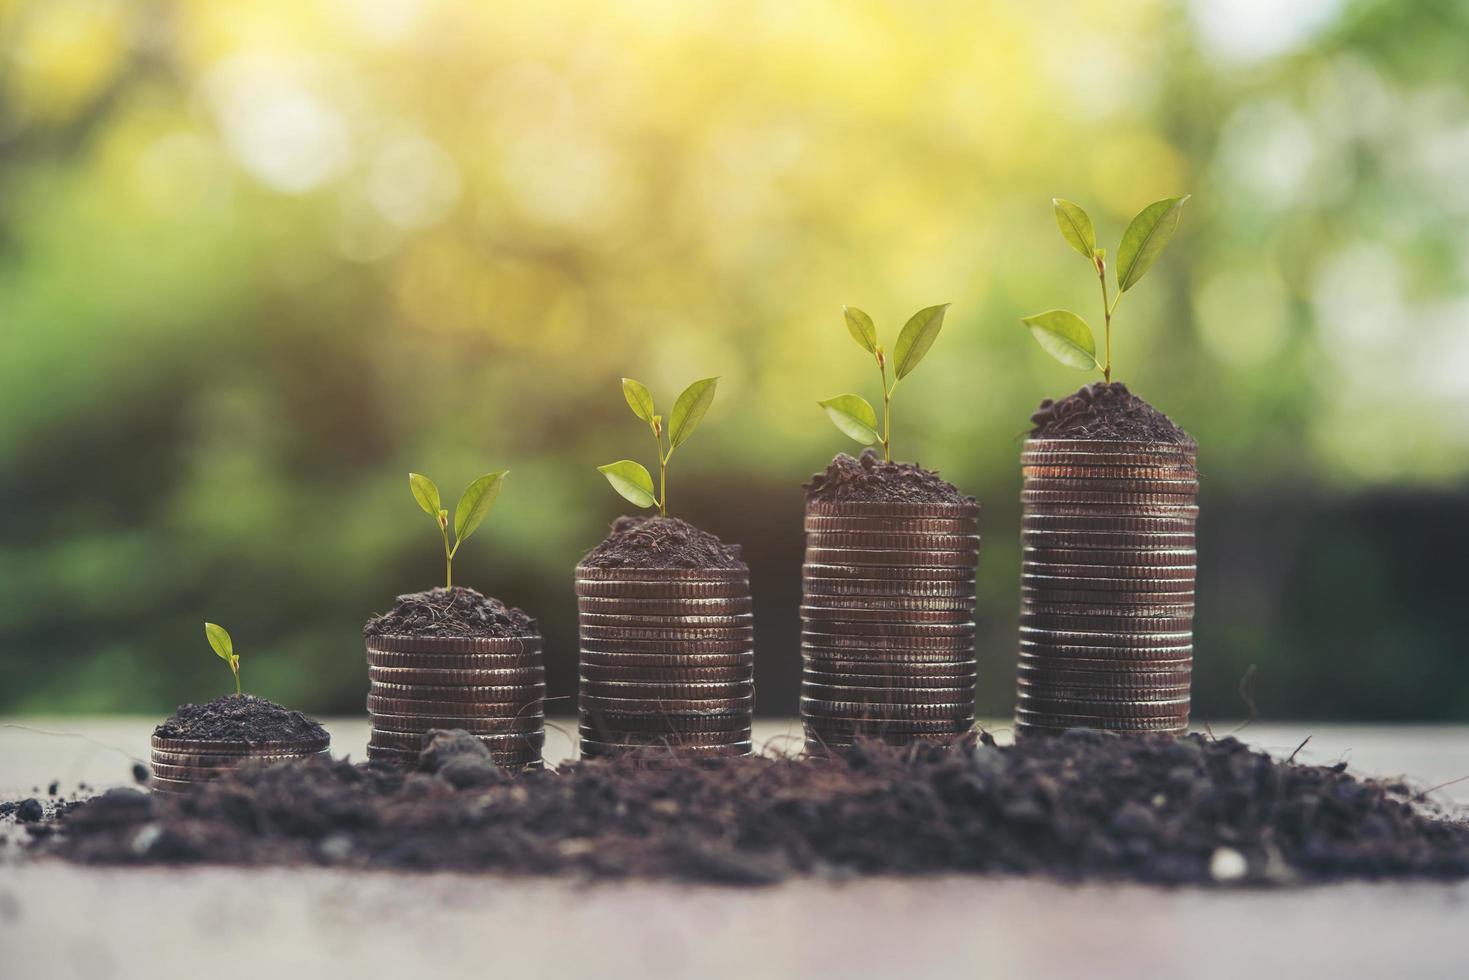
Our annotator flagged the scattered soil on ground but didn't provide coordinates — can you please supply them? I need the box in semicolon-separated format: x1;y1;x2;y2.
25;731;1469;886
581;516;744;570
152;694;327;743
364;586;538;638
1030;382;1194;445
805;449;973;505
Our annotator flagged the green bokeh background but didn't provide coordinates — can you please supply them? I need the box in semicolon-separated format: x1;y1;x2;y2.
3;0;1467;721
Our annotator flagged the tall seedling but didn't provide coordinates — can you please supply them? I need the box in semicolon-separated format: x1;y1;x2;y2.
599;377;718;515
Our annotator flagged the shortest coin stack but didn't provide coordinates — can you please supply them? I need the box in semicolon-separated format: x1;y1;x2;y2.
365;634;546;768
1016;437;1198;737
149;734;330;794
801;499;981;752
576;565;755;759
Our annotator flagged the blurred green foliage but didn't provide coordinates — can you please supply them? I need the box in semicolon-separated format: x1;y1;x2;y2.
2;0;1466;720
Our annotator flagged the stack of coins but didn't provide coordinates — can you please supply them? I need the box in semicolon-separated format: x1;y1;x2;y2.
1016;438;1198;736
148;734;329;794
576;565;754;758
800;500;981;751
365;634;545;768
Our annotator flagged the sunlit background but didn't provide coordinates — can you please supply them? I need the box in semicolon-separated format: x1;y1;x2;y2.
3;0;1467;722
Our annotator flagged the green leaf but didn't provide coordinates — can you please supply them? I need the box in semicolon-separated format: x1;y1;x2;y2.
408;473;440;518
204;622;233;664
597;460;658;509
842;306;878;354
892;304;950;380
1116;195;1190;292
1052;198;1096;259
1022;310;1099;371
667;377;719;449
621;378;656;425
818;394;880;445
453;470;508;544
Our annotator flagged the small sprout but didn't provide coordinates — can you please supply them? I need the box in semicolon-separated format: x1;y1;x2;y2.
599;376;718;516
1024;195;1189;382
408;470;509;589
820;303;950;462
204;622;240;696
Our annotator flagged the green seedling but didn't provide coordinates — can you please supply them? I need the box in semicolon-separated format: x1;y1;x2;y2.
204;622;240;696
1023;195;1190;381
599;377;719;516
819;303;950;462
408;470;509;589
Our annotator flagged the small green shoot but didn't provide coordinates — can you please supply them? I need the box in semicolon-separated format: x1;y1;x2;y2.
819;303;950;462
204;622;240;696
599;376;718;515
1023;195;1190;382
408;470;509;588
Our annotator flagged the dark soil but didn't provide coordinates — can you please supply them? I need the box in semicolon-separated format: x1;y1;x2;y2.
581;516;744;569
805;449;973;505
153;694;327;743
1030;382;1194;445
364;586;538;638
26;731;1469;886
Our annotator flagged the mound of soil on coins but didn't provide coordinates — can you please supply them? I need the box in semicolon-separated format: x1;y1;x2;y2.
1030;382;1194;445
805;449;973;505
364;586;538;638
153;694;327;743
27;731;1469;885
581;515;744;569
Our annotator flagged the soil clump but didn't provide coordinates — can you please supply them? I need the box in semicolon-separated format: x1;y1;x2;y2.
1029;382;1193;444
805;449;972;505
364;586;538;638
580;516;744;569
152;694;327;743
25;731;1469;885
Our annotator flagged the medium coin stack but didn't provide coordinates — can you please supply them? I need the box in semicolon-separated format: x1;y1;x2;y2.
1016;437;1198;736
148;734;330;794
576;565;755;758
800;500;981;751
365;634;545;768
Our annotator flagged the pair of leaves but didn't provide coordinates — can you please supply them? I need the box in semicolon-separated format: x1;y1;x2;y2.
410;470;508;548
620;376;718;450
842;304;950;380
1027;196;1189;371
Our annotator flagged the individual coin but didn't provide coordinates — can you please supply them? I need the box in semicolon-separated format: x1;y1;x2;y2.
147;760;286;781
803;716;972;735
1022;436;1197;454
801;592;976;613
801;620;975;639
1021;573;1195;592
807;501;981;520
1022;546;1197;568
579;649;754;668
801;657;977;678
799;604;974;624
574;578;751;600
365;635;539;656
1020;486;1199;505
369;681;545;702
365;651;544;670
574;565;749;583
804;562;977;582
580;739;753;759
576;712;752;734
801;672;978;694
367;666;545;685
576;596;753;616
1017;654;1192;675
369;729;544;752
578;679;754;700
367;695;542;716
577;611;754;629
802;576;977;598
801;635;975;656
577;728;751;748
150;735;331;755
368;712;543;734
1017;661;1192;683
578;624;755;642
1021;463;1198;481
1020;611;1194;633
800;697;973;719
803;547;978;568
578;663;752;683
1020;625;1192;646
1014;708;1187;731
804;531;981;551
148;750;324;771
1022;475;1198;493
1019;644;1194;664
146;774;195;793
1022;505;1200;522
1021;584;1195;604
1020;529;1196;549
1021;599;1194;618
1018;683;1192;705
579;637;755;655
801;681;974;704
804;515;978;535
1021;512;1197;532
1022;559;1196;579
579;695;753;715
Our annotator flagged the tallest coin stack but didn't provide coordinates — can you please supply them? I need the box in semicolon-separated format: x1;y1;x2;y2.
1015;437;1199;736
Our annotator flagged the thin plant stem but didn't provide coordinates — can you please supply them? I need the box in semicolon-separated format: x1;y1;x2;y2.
654;425;668;516
233;668;241;697
878;358;892;462
441;523;453;589
1097;258;1113;383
